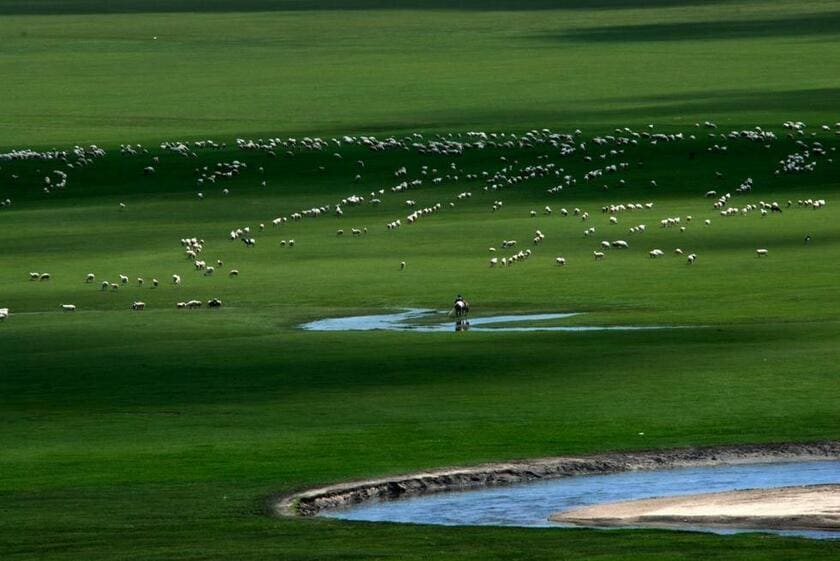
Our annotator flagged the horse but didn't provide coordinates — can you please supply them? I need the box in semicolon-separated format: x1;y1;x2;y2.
453;299;470;317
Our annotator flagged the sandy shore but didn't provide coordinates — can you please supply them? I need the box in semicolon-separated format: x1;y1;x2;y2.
550;484;840;531
272;441;840;517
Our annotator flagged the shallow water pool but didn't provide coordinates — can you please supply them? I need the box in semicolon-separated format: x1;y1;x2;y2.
322;460;839;539
300;309;685;332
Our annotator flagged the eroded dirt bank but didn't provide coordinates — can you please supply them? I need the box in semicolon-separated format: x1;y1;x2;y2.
273;441;840;517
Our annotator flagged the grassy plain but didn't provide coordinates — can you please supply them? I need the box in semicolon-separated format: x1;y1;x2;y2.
1;1;839;560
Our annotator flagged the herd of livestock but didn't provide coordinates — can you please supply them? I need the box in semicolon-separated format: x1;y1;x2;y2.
0;121;836;320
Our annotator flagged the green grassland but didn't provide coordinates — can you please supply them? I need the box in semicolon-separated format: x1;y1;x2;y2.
1;0;840;146
1;1;840;560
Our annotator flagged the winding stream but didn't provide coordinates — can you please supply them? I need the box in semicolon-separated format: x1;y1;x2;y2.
322;460;840;539
301;309;686;332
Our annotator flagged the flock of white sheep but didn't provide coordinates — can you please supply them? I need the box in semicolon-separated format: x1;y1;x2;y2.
1;121;836;321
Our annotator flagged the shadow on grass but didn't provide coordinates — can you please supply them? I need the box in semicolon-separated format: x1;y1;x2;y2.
534;11;840;42
0;0;735;16
421;87;840;127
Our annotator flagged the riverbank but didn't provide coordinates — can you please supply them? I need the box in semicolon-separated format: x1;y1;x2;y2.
550;484;840;532
272;442;840;517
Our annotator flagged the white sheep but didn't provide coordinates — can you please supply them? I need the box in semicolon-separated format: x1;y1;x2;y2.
131;302;146;311
86;273;96;283
687;253;697;264
39;273;51;281
29;272;39;280
555;257;566;266
172;274;181;285
61;304;76;312
649;249;664;258
0;308;8;321
119;274;129;284
229;269;239;277
400;261;406;270
756;248;769;257
593;251;605;260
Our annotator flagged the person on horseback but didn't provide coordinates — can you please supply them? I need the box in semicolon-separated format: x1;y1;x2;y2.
453;294;469;317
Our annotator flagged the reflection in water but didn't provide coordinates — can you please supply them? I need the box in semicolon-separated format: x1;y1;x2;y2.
455;320;471;332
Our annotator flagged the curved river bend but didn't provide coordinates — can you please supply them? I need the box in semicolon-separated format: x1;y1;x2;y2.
322;460;839;539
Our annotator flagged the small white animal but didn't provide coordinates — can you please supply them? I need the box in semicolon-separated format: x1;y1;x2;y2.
61;304;76;312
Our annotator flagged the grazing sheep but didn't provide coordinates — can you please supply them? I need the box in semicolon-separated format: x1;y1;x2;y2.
204;266;214;276
137;277;144;286
86;273;96;283
612;240;629;249
186;299;202;309
489;257;498;267
756;248;769;257
704;219;711;226
0;308;8;321
228;269;239;277
600;241;611;249
131;302;145;311
176;302;186;309
593;251;605;260
119;274;129;284
152;278;159;288
649;249;665;258
172;274;181;285
208;298;222;308
674;248;684;255
29;272;39;280
101;281;109;290
687;253;697;264
39;273;51;281
555;257;566;266
111;283;119;291
400;261;406;270
61;304;76;312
